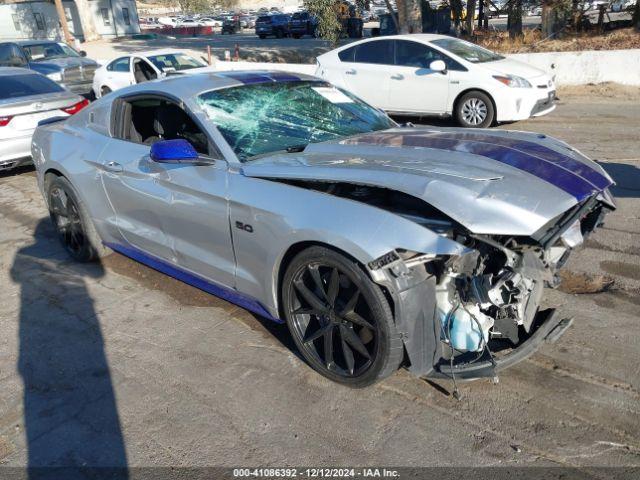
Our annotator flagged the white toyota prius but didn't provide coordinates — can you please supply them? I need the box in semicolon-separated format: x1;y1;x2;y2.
316;34;556;128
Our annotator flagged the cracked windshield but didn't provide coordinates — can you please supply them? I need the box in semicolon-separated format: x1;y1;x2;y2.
196;81;395;161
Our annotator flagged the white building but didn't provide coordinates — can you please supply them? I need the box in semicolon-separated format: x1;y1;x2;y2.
0;0;141;42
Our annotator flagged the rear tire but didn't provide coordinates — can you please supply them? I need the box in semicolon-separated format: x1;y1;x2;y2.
455;91;495;128
47;176;110;262
282;246;403;387
100;86;112;97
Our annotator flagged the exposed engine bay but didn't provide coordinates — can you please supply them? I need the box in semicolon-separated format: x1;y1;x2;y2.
280;179;614;380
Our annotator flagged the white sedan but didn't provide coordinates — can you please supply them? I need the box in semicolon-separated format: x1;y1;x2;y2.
315;34;556;128
92;50;213;98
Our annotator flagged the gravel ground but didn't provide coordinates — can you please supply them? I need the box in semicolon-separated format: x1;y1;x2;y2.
0;88;639;475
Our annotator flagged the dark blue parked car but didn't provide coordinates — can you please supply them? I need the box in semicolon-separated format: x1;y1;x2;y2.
0;41;98;96
255;14;291;39
289;11;318;38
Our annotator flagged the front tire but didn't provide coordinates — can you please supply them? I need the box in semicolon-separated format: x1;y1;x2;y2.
282;246;403;387
455;91;495;128
47;176;110;262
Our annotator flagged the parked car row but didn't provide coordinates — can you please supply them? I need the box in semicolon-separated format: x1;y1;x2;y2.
1;33;560;172
255;12;318;39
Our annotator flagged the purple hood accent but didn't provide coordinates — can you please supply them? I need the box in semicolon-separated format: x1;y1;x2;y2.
341;130;612;201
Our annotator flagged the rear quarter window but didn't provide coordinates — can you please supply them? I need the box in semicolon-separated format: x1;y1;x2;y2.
0;73;64;99
338;46;356;62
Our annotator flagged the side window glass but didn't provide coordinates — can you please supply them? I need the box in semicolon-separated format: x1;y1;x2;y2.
133;59;157;83
108;57;129;72
118;97;212;156
338;46;355;63
0;44;26;66
395;40;433;68
354;40;394;65
395;40;466;71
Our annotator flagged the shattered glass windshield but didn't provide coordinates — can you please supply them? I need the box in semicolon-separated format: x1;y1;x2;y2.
196;81;395;161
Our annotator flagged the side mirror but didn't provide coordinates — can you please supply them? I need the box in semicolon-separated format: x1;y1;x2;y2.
79;50;87;57
429;60;447;73
150;139;213;165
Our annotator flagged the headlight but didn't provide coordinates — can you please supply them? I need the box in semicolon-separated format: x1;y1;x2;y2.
493;74;532;88
46;72;63;82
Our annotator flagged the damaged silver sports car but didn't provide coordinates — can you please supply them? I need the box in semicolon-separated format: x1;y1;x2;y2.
31;71;615;387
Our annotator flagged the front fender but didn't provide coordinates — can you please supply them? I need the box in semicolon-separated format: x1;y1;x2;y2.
228;174;467;316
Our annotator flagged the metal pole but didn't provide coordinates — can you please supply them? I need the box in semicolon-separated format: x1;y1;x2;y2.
54;0;74;43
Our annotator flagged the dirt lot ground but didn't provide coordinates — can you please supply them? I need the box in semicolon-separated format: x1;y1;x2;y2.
0;86;639;475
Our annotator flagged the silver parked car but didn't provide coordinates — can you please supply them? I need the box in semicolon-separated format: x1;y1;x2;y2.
31;71;615;387
0;67;87;171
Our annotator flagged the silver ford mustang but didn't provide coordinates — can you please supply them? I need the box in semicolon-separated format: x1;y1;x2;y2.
31;71;615;387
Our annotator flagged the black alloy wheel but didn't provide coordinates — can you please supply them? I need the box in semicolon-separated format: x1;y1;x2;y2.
49;185;87;258
283;246;403;387
47;176;108;262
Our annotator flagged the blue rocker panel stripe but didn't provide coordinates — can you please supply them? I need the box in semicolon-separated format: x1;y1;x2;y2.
104;242;282;323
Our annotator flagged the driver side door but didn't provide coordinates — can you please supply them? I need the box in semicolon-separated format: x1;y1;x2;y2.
100;94;236;288
387;40;452;114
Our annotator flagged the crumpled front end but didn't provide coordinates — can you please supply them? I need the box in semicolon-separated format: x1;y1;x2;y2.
369;190;615;380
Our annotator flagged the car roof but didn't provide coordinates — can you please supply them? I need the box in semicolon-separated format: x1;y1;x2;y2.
7;40;63;46
122;49;193;58
319;34;453;56
112;70;323;100
0;66;38;77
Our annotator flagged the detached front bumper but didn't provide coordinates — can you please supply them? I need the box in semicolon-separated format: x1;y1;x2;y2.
429;309;573;380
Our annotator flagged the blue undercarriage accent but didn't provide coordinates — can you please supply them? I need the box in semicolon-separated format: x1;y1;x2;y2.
104;242;282;323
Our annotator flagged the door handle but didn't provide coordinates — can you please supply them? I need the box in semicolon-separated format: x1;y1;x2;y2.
345;69;356;75
391;73;404;80
104;161;123;173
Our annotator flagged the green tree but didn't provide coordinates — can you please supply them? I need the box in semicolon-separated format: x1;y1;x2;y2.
508;0;523;38
305;0;342;45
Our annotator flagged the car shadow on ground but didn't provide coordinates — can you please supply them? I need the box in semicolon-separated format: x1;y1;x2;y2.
599;162;640;198
10;220;128;478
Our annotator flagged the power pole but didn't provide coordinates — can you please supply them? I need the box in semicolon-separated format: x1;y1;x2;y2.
53;0;74;44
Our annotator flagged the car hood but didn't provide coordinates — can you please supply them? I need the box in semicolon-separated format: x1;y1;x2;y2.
241;128;613;236
31;56;98;70
479;57;548;81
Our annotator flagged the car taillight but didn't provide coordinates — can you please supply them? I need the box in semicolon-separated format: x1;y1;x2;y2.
61;98;89;115
0;115;13;127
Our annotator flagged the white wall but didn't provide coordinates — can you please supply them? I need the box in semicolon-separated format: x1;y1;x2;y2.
0;2;67;41
0;0;140;42
508;49;640;86
91;0;141;38
213;49;640;86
